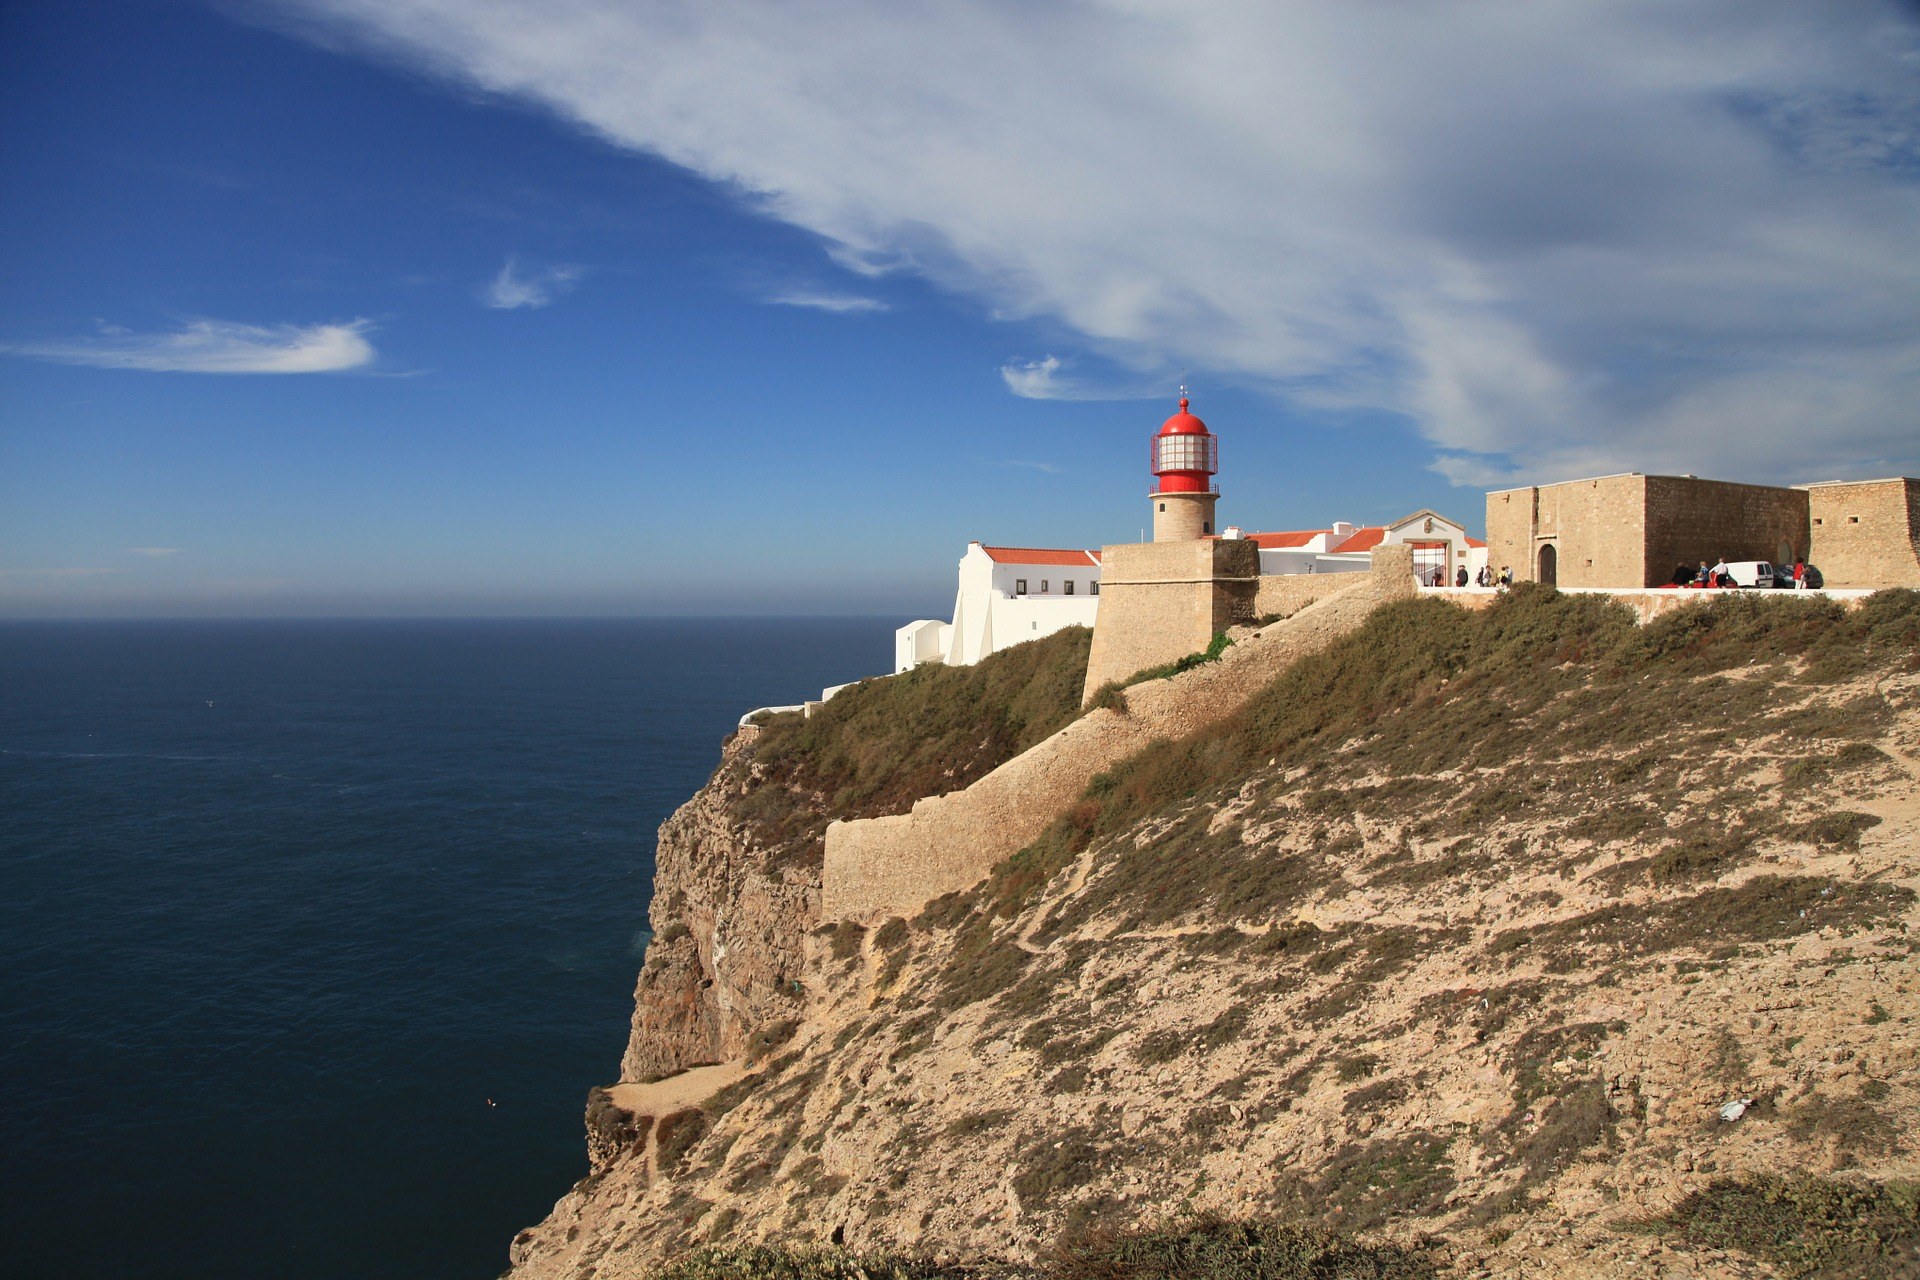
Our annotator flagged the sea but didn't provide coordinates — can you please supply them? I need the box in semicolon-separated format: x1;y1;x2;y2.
0;618;896;1280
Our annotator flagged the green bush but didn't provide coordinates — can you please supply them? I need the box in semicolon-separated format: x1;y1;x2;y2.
1626;1174;1920;1279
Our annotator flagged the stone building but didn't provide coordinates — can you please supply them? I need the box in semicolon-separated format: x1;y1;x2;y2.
1486;472;1920;589
1804;478;1920;589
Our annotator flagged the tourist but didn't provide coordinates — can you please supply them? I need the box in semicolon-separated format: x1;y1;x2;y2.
1497;565;1513;588
1793;559;1807;589
1695;561;1710;587
1455;566;1468;587
1711;556;1730;587
1476;565;1492;587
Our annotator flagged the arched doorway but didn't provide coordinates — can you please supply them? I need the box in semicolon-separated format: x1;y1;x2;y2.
1538;543;1558;586
1777;539;1795;568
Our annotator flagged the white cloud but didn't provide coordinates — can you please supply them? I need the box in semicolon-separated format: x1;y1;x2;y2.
3;319;376;373
1003;459;1062;474
485;257;582;309
765;290;888;313
1000;355;1158;401
128;547;182;557
275;0;1920;479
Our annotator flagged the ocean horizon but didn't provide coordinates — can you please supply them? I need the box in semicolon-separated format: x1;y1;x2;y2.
0;617;898;1279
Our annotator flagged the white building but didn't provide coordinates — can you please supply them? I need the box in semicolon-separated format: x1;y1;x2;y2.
895;542;1102;672
1243;511;1488;586
894;512;1487;673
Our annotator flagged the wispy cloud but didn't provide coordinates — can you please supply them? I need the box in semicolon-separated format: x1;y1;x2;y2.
2;319;376;373
128;547;182;557
279;0;1920;480
484;257;583;309
1002;458;1062;474
1000;356;1157;402
765;290;888;314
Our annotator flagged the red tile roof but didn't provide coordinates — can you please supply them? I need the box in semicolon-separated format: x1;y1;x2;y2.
1331;526;1386;553
1466;536;1486;548
980;545;1101;566
1245;529;1328;549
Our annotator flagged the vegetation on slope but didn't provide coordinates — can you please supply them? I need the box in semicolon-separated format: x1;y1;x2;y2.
620;589;1919;1278
969;585;1920;929
736;626;1091;852
795;586;1920;1255
1628;1173;1920;1279
651;1214;1438;1279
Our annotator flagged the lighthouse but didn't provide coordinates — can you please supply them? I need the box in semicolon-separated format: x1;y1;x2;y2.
1150;395;1219;542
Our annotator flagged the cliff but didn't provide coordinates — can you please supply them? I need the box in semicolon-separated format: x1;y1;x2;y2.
514;588;1920;1280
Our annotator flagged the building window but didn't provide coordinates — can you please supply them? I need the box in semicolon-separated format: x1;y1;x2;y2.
1040;579;1049;593
1090;581;1100;596
1158;502;1166;512
1813;517;1824;526
1064;580;1075;595
1849;516;1860;523
1015;578;1027;595
1203;521;1212;534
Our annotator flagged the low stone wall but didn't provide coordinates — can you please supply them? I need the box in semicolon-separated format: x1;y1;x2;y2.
1253;570;1363;620
822;545;1417;923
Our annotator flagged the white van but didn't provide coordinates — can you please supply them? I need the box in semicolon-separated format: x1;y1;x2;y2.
1722;561;1775;588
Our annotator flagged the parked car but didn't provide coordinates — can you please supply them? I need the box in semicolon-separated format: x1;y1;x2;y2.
1770;563;1826;589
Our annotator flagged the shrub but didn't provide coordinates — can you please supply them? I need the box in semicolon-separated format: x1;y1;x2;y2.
1624;1173;1920;1279
1047;1213;1439;1280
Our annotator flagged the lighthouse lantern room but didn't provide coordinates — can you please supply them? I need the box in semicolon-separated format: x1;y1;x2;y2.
1149;395;1220;542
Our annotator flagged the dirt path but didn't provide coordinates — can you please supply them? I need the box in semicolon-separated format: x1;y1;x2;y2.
606;1062;745;1116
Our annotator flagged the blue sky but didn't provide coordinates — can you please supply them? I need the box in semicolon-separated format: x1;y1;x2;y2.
4;0;1917;616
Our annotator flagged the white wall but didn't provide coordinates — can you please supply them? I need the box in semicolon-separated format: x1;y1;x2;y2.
898;542;1102;671
893;619;951;673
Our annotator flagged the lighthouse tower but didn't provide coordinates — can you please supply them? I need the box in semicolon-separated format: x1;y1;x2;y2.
1082;392;1259;699
1150;395;1218;542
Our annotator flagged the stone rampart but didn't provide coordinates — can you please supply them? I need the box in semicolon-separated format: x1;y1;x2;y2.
1253;570;1363;620
822;545;1416;923
1807;479;1920;589
1641;475;1808;584
1081;538;1261;701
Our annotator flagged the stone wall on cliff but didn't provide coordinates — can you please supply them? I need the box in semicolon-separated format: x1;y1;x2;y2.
820;544;1416;924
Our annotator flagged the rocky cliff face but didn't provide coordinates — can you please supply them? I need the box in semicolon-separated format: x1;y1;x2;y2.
620;729;817;1083
510;591;1920;1280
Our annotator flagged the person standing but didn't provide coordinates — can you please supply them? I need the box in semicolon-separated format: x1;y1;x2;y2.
1455;565;1469;587
1793;559;1807;589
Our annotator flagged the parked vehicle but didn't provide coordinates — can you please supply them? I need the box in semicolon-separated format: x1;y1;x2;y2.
1721;561;1775;588
1771;563;1826;589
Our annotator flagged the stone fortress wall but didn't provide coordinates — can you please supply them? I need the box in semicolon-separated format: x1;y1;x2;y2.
1807;478;1920;588
1251;565;1369;621
821;545;1416;924
1641;476;1808;584
1488;473;1918;589
1080;538;1261;702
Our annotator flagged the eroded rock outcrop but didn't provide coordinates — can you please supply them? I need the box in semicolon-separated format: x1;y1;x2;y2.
621;730;817;1084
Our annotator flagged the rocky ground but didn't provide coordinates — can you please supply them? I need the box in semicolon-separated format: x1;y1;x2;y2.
509;589;1920;1280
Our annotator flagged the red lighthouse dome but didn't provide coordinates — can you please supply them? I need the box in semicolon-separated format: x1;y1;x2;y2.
1150;396;1217;494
